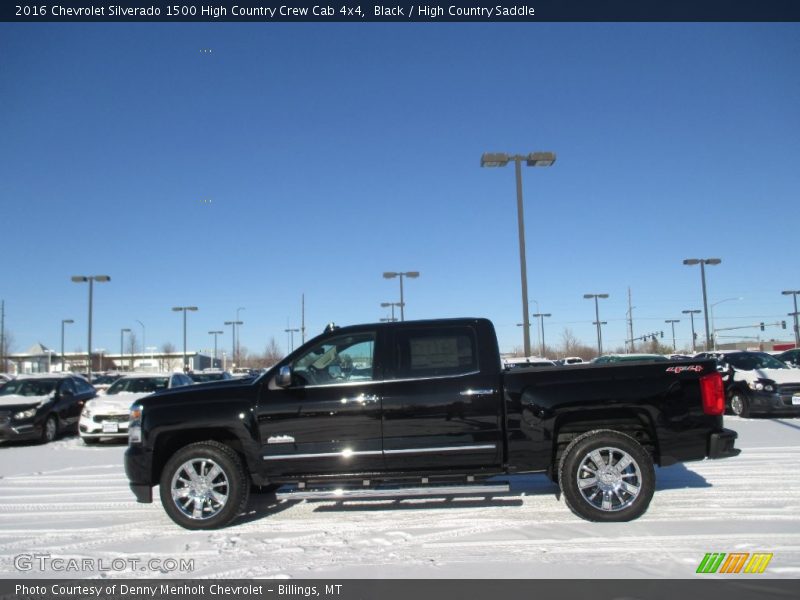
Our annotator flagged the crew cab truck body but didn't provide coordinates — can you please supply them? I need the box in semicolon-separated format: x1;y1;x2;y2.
125;318;739;529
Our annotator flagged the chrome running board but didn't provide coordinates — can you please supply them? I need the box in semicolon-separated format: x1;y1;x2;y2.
275;483;510;501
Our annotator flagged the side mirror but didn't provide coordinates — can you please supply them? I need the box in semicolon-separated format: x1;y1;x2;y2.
276;365;292;388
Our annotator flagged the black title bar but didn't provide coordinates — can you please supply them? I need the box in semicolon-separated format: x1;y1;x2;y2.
4;1;800;22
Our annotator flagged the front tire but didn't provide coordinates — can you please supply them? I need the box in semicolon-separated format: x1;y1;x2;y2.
41;415;58;444
558;429;655;522
729;390;751;418
159;441;250;530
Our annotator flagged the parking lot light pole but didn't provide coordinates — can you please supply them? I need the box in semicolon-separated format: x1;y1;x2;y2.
382;272;419;321
782;290;800;347
119;328;131;371
584;294;609;355
665;319;680;351
172;307;198;371
683;258;721;351
209;331;224;367
236;307;245;367
532;313;552;357
682;310;701;352
71;275;110;382
284;327;300;353
224;320;243;367
135;319;145;369
381;302;404;322
61;319;74;373
481;151;556;357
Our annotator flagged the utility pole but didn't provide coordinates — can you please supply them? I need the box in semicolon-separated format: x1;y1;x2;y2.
0;300;4;372
301;293;306;344
627;287;634;353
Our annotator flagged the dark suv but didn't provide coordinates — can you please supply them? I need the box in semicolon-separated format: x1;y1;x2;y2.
0;374;96;443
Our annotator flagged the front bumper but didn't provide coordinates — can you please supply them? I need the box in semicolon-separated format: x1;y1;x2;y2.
749;390;800;416
708;428;741;459
79;414;129;438
124;444;154;503
0;419;41;442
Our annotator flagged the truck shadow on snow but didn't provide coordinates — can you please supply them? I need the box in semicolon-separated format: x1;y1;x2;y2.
238;465;709;522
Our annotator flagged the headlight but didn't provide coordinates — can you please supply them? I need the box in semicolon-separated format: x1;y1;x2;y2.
128;403;143;444
13;408;37;420
748;380;775;392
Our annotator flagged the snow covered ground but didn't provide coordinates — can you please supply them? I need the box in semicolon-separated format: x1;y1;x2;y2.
1;417;798;579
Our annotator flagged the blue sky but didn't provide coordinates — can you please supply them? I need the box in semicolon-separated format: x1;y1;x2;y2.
1;23;799;358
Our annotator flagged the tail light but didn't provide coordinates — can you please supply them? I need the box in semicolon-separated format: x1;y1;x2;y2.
700;372;725;416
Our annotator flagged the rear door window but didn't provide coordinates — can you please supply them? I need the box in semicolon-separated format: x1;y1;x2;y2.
393;326;478;379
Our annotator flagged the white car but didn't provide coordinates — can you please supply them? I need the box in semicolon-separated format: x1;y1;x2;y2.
79;372;193;444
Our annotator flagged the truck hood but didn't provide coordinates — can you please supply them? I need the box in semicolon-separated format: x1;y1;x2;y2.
734;368;800;384
0;394;52;409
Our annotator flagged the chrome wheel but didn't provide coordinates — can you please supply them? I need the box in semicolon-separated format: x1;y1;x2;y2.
170;458;230;520
730;394;744;416
576;446;642;512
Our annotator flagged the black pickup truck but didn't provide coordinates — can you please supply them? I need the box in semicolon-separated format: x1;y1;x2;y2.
125;318;740;529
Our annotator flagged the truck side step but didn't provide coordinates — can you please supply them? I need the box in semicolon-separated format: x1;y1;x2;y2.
275;482;510;501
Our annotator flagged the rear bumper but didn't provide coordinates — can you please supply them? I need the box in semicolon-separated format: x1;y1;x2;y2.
708;428;741;459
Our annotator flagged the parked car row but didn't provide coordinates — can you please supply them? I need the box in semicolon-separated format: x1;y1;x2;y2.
0;368;241;446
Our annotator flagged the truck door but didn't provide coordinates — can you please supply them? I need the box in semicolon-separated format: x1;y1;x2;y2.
381;323;502;471
257;329;385;476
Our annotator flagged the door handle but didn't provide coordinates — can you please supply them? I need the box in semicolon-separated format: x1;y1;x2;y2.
460;389;495;397
267;435;295;444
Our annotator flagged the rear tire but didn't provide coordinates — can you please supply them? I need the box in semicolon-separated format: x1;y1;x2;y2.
159;441;249;530
558;429;655;522
729;390;751;418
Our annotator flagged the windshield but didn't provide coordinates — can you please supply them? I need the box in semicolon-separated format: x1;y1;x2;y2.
0;379;57;397
107;377;169;394
727;353;788;371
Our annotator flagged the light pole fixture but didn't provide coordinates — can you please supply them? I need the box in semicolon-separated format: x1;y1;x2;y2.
380;301;404;322
682;310;702;352
532;312;552;357
120;328;131;371
208;330;224;367
683;258;721;351
665;319;680;351
481;151;556;356
172;306;198;371
71;275;110;382
61;319;74;373
224;320;243;367
382;272;419;321
584;293;609;355
782;290;800;347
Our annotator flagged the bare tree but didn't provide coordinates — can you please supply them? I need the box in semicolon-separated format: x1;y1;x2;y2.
161;342;178;372
264;337;283;366
126;332;138;369
0;330;14;372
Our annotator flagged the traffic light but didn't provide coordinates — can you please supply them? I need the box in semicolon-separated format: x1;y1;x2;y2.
660;331;664;338
782;320;787;329
760;322;765;331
